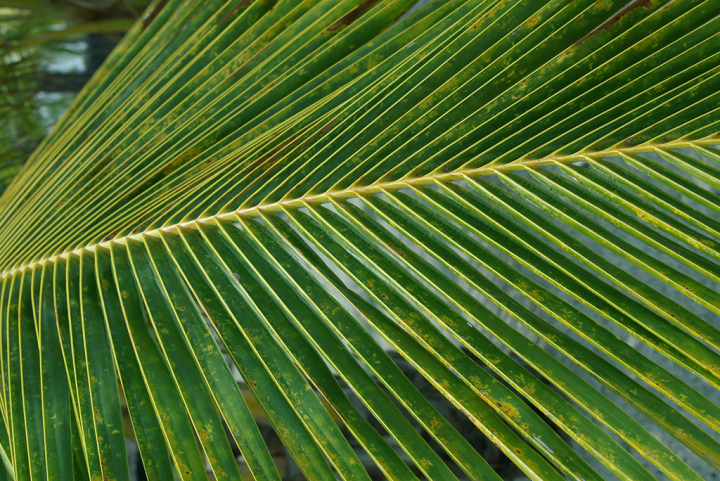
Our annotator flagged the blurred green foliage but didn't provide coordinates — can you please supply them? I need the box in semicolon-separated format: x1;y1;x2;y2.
0;0;149;196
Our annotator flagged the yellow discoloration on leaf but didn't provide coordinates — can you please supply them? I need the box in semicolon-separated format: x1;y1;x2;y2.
491;399;520;419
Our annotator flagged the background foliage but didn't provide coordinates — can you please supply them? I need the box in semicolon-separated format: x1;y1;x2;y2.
0;0;149;194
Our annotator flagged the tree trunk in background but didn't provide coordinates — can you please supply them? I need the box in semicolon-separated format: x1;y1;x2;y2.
40;72;92;92
85;33;118;72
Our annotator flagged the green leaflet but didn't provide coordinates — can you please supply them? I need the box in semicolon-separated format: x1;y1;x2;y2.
284;205;603;481
110;243;209;480
494;170;720;349
126;238;243;481
217;218;426;480
95;248;175;480
140;237;281;481
361;190;718;477
39;262;73;480
193;222;370;481
236;215;473;480
262;211;565;481
171;224;341;480
78;251;130;481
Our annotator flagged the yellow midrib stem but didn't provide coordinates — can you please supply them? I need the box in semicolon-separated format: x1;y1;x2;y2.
0;140;714;278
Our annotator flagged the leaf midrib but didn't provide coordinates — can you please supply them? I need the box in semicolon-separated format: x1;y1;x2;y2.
0;138;713;278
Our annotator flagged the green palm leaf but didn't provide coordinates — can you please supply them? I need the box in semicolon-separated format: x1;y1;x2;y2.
1;0;719;479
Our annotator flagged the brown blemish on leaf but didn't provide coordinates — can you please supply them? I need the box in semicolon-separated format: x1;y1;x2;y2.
391;10;407;24
290;120;336;157
574;0;652;46
328;0;381;32
218;0;252;26
388;243;405;257
256;131;305;170
493;400;520;418
320;120;336;135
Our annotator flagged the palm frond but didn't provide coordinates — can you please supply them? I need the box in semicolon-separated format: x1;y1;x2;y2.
1;0;720;479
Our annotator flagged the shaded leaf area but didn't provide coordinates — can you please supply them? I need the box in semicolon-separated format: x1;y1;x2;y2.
0;0;719;479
